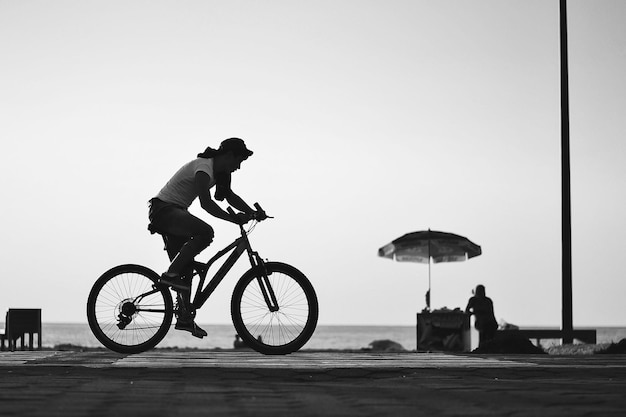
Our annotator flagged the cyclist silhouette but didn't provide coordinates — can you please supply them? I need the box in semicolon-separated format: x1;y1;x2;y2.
148;138;257;338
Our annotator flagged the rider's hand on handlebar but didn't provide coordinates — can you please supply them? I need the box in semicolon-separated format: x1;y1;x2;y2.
233;211;254;225
252;203;271;221
253;209;268;221
228;203;271;225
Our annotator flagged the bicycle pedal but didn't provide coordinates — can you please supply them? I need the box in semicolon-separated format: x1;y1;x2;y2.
175;321;207;338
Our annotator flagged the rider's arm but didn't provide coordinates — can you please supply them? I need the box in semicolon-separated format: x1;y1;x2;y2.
224;189;254;215
195;171;238;224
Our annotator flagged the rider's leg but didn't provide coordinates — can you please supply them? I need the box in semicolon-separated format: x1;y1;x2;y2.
159;236;195;292
173;292;207;338
153;206;214;276
167;234;214;276
149;206;212;337
162;221;211;339
164;235;186;261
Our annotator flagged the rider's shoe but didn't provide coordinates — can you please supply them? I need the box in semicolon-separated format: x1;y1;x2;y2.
175;320;208;338
159;272;191;292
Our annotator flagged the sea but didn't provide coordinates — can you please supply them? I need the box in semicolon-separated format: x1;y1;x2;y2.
8;323;626;351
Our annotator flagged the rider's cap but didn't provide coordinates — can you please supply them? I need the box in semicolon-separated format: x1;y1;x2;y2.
220;138;253;159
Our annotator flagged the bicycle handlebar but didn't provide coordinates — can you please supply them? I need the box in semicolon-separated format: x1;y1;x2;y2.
227;203;272;224
253;203;272;220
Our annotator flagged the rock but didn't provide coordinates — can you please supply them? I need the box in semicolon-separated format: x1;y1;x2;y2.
368;339;407;352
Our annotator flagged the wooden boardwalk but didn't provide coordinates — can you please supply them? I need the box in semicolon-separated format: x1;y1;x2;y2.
2;349;626;369
1;350;625;416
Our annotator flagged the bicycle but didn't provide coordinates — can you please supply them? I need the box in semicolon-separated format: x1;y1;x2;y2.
86;204;319;355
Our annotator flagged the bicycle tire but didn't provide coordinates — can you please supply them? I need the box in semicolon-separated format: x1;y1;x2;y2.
87;264;174;354
231;262;318;355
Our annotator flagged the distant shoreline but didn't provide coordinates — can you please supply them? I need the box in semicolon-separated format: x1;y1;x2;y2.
18;321;626;329
24;323;626;328
6;324;624;354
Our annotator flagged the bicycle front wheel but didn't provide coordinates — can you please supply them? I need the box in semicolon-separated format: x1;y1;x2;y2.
231;262;318;355
87;264;173;354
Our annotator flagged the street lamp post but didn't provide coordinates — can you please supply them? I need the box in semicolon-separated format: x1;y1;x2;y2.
560;0;574;344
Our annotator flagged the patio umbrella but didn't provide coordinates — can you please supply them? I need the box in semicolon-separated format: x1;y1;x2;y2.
378;229;482;310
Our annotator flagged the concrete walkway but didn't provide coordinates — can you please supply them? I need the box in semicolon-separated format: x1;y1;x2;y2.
1;350;625;416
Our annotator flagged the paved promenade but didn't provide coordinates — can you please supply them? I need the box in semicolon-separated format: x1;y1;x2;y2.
1;350;625;416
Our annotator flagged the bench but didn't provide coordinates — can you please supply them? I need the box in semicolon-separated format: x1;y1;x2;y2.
0;309;42;351
497;328;596;345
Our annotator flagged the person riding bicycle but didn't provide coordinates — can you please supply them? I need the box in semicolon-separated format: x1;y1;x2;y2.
148;138;257;338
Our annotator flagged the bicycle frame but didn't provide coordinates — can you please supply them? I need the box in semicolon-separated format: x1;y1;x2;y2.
184;222;279;312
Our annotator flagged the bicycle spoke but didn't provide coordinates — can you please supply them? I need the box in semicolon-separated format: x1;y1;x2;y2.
87;265;173;353
232;263;318;353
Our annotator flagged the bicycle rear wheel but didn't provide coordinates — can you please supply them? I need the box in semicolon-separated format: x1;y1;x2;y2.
87;264;173;354
231;262;318;355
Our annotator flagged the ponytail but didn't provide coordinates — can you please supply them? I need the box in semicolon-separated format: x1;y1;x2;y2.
197;146;221;158
214;172;231;201
197;146;231;201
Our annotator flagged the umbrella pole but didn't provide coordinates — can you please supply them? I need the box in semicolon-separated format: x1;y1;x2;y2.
426;237;432;311
426;256;430;311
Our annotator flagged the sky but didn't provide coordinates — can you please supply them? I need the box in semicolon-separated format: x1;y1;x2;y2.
1;0;625;328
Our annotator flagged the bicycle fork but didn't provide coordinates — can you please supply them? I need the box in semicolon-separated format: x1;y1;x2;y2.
251;253;279;312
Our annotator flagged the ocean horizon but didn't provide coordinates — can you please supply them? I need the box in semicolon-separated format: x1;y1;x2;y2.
5;323;626;352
